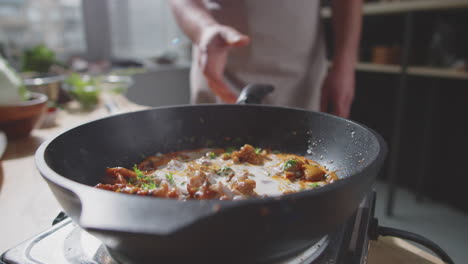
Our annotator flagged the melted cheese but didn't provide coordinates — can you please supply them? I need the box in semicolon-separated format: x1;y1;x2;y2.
146;148;326;198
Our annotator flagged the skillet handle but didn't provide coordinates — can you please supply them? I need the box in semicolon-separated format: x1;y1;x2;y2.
236;84;274;104
77;189;220;235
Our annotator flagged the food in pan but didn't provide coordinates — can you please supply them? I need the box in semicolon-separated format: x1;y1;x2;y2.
95;144;338;200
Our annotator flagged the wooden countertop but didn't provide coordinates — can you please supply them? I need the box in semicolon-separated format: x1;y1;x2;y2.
0;96;442;263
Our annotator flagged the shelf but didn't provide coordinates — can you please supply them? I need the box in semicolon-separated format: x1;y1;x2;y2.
321;0;468;17
355;62;401;74
409;66;468;80
353;62;468;80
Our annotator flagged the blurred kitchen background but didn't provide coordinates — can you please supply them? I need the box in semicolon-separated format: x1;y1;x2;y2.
0;0;188;64
1;0;468;262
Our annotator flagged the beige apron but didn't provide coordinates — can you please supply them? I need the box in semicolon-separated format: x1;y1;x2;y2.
191;0;326;110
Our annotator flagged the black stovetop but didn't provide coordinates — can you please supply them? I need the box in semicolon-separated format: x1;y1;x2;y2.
1;192;375;264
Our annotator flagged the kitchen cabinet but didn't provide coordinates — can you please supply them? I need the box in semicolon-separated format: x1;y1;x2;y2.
322;0;468;215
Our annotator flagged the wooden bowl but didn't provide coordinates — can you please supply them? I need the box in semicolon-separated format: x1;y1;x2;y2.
0;93;48;139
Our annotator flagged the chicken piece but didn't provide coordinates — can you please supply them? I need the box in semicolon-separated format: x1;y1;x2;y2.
230;175;257;197
194;182;219;200
231;144;263;165
189;170;206;186
106;167;137;178
325;171;339;183
95;183;120;191
282;158;305;181
136;189;150;195
120;185;139;194
232;179;257;196
209;182;236;200
103;167;137;184
167;187;180;199
151;182;169;197
302;164;326;182
187;170;206;195
221;153;231;160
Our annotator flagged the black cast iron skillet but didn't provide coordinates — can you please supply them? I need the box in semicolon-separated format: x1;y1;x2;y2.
35;84;387;263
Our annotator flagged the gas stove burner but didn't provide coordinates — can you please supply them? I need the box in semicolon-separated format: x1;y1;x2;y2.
1;192;376;264
68;223;331;264
65;224;113;264
1;219;331;264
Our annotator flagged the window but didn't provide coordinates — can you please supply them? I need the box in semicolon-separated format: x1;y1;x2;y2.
1;0;189;65
107;0;189;60
0;0;86;66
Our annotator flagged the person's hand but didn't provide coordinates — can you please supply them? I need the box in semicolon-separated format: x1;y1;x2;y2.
320;66;355;118
198;25;250;103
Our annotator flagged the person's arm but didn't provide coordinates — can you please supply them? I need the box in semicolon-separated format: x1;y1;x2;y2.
321;0;363;118
170;0;250;103
170;0;216;44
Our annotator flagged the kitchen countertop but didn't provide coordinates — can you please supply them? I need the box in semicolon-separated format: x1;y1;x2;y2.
0;95;442;264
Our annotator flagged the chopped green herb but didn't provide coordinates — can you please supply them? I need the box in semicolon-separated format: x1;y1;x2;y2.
309;183;320;188
181;181;186;186
207;152;217;159
142;181;157;189
132;164;158;188
165;172;175;185
222;153;231;159
255;148;262;154
283;159;298;171
65;73;100;109
133;164;145;179
217;166;234;177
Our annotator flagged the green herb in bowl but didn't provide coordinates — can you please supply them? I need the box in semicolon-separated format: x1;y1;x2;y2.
64;73;100;109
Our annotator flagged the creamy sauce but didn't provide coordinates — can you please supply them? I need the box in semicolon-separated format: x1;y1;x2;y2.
96;145;338;200
153;150;293;196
